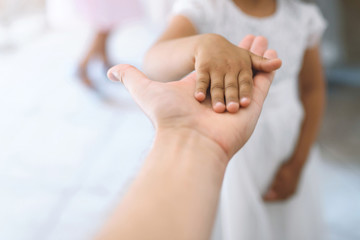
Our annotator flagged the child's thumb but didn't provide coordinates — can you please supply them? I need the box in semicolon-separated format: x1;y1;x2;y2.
250;52;282;72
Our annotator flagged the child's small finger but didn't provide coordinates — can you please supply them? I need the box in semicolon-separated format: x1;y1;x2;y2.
195;71;210;102
210;73;226;113
224;74;239;113
238;69;253;107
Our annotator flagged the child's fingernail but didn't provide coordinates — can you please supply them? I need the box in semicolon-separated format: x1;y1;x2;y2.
215;102;224;107
214;102;225;112
195;92;206;101
240;97;250;106
227;102;239;112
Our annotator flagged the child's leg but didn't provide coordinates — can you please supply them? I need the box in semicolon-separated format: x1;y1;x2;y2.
78;31;110;88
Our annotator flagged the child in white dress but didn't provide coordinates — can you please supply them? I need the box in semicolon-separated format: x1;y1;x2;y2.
144;0;327;239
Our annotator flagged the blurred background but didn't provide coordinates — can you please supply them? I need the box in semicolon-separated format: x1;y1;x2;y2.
0;0;359;239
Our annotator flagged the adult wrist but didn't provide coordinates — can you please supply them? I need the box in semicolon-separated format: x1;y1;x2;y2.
154;127;229;167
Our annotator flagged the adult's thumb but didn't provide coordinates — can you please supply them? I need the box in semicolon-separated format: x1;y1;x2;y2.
108;64;152;101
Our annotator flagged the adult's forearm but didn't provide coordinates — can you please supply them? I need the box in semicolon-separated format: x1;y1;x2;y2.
97;128;228;240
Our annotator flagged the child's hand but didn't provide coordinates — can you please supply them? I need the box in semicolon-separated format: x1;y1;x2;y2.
193;34;282;113
263;160;302;202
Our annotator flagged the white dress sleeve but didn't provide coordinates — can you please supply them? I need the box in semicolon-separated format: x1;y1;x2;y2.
171;0;217;33
305;4;327;49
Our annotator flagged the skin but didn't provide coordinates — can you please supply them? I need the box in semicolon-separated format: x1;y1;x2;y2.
78;31;111;89
143;16;282;113
96;36;278;240
146;0;325;202
232;0;277;18
264;46;326;201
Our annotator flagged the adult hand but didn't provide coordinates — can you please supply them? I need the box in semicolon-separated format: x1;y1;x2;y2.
98;36;279;240
108;35;279;161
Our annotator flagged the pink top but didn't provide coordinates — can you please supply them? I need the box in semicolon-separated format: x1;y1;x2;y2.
75;0;143;31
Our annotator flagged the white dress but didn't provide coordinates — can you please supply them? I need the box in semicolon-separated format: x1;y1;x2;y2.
172;0;327;239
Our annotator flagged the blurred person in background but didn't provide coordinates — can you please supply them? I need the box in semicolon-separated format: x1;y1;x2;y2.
144;0;327;239
75;0;143;89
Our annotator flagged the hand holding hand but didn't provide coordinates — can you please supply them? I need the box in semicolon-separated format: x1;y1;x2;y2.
99;35;280;240
193;34;282;113
108;35;278;160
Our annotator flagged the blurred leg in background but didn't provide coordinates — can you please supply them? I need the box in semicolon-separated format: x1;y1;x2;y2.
75;0;143;90
78;30;110;88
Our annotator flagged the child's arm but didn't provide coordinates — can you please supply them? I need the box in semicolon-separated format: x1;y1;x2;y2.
144;15;198;82
264;46;325;201
144;15;282;113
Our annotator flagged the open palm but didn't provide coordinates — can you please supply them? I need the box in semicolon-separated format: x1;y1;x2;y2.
108;36;278;159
